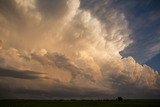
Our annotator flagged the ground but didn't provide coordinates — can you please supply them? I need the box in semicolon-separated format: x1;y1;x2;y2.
0;99;160;107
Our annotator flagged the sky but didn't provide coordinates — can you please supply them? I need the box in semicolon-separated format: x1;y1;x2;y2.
0;0;160;99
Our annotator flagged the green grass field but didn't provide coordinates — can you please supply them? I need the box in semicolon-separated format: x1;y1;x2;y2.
0;100;160;107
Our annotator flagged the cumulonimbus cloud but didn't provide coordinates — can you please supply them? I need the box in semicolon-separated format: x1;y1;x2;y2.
0;0;159;99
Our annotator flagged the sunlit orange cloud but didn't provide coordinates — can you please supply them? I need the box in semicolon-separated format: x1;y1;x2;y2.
0;0;159;99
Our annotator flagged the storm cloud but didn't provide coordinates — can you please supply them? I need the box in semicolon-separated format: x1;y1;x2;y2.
0;0;159;99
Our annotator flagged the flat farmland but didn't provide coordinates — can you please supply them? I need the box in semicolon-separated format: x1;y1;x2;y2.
0;100;160;107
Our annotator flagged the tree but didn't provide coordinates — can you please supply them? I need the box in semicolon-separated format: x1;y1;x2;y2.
116;97;123;101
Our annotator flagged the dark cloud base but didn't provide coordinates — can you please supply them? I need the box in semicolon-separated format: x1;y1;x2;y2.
0;68;42;79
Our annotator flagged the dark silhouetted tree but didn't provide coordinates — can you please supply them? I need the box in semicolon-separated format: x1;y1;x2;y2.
116;97;123;101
